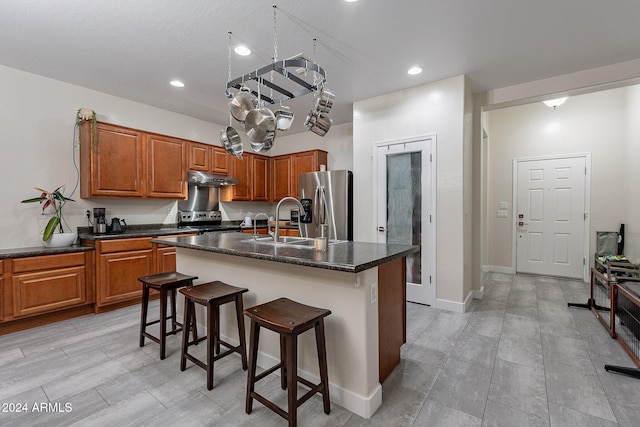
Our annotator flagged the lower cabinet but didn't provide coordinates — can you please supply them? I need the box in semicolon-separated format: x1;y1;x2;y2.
6;252;90;320
90;234;196;311
0;260;5;321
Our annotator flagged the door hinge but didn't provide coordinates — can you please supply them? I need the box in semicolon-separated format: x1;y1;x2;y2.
430;154;433;162
429;275;432;284
583;258;586;266
585;167;587;175
429;214;432;223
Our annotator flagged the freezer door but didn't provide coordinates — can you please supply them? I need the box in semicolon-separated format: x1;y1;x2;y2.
298;170;353;240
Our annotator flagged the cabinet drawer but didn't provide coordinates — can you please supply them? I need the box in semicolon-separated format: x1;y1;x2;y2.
13;252;85;273
99;238;152;253
12;266;86;317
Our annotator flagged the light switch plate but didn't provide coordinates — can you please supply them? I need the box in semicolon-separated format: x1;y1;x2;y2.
499;201;509;209
497;210;509;218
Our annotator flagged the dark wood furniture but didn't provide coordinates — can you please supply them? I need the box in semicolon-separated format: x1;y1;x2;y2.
179;281;248;390
138;271;198;360
244;297;331;427
605;281;640;378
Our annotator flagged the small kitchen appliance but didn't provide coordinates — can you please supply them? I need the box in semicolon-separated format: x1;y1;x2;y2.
110;218;126;233
93;208;106;234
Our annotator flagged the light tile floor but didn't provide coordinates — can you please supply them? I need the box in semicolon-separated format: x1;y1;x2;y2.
1;272;640;426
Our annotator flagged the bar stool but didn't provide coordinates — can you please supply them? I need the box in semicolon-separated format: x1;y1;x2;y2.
179;281;248;390
138;271;199;360
244;297;331;427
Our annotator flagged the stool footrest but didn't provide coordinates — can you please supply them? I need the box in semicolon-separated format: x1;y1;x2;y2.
251;392;288;420
254;363;283;383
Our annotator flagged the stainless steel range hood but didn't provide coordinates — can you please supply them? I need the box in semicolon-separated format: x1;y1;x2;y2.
187;170;238;187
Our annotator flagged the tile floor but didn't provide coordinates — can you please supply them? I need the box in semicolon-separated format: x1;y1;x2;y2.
1;272;640;426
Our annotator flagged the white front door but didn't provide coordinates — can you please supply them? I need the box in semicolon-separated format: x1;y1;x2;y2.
515;155;588;279
376;137;435;305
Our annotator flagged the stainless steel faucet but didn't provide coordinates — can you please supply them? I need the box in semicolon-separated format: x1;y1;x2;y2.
253;212;270;239
273;197;305;242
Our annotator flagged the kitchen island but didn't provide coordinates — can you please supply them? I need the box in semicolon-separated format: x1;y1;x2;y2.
152;232;418;418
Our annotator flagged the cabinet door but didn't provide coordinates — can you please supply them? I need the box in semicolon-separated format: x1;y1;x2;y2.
291;150;328;194
12;266;86;317
146;134;187;199
156;246;177;273
252;155;269;201
188;142;211;171
223;154;253;201
211;147;230;174
0;260;4;321
98;249;154;307
271;155;293;201
81;122;144;198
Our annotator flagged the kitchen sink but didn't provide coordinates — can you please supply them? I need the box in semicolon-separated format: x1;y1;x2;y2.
242;235;347;249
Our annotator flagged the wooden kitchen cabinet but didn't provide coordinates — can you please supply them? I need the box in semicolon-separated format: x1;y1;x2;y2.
94;238;154;309
146;133;187;199
222;153;269;201
0;260;4;321
9;253;89;319
291;149;328;196
81;121;187;200
80;122;145;198
188;142;230;175
271;155;293;201
153;234;196;273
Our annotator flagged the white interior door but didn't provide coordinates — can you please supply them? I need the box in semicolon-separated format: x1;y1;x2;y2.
376;137;435;305
515;156;587;279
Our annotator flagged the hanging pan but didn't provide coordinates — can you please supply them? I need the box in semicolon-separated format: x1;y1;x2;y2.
220;125;243;159
228;86;258;125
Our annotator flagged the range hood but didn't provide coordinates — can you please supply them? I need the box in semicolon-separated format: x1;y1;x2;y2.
187;170;238;187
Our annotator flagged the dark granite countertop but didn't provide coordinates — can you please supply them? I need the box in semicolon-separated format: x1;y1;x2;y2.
151;232;418;273
0;244;94;260
78;224;202;241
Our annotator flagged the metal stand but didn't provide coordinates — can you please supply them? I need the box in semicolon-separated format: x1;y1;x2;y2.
604;365;640;379
567;298;610;311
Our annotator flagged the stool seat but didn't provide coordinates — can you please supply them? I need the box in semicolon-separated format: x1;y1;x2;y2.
139;271;198;289
244;297;331;427
138;271;198;360
180;281;248;390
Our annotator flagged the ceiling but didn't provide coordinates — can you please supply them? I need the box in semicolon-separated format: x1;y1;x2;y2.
2;0;640;136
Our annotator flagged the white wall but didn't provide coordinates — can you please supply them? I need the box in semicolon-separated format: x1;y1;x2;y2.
623;85;640;261
353;75;468;306
485;87;631;269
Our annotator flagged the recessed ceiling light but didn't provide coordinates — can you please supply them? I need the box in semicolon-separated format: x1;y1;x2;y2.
170;80;185;88
344;0;359;2
407;66;423;76
234;45;252;56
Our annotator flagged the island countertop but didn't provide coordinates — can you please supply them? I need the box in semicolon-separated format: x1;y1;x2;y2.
151;231;418;273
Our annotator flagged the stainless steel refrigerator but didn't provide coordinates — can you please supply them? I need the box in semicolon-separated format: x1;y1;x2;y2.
298;170;353;241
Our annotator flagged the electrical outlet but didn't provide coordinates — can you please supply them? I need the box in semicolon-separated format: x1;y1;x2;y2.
370;282;378;304
86;209;91;218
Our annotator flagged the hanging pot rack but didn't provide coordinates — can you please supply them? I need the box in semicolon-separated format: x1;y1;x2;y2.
225;59;327;105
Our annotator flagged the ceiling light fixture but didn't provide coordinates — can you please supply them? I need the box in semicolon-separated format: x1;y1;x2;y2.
344;0;360;2
543;97;567;109
234;45;252;56
407;66;423;75
170;80;185;88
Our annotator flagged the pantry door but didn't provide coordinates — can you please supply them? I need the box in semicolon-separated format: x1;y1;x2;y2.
514;155;590;279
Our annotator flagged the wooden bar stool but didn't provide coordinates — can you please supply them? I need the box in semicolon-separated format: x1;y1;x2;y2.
179;281;248;390
138;271;198;360
244;297;331;427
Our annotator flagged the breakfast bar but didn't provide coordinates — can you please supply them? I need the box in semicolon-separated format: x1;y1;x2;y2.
152;232;418;419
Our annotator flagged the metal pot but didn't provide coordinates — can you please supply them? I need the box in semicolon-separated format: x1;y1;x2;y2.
305;110;332;137
274;107;294;131
245;107;277;143
228;87;258;123
314;88;335;114
251;130;275;153
220;126;243;159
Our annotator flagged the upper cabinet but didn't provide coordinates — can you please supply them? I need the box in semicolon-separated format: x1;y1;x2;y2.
80;122;187;199
221;153;269;202
270;150;328;201
187;142;229;175
146;134;186;199
80;122;145;198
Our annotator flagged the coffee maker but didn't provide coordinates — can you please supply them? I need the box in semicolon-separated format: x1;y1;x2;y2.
93;208;107;234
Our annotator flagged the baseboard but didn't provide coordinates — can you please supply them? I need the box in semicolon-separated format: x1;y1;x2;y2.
472;286;485;300
436;295;469;313
483;265;514;274
191;325;382;419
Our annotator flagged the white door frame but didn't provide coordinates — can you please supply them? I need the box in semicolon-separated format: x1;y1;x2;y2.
512;153;591;282
373;134;437;306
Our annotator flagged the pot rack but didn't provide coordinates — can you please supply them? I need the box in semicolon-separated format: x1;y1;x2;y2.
225;59;327;105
